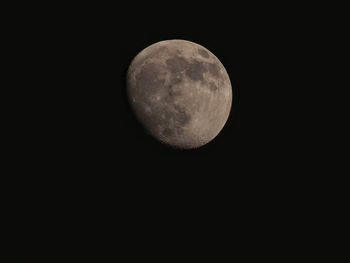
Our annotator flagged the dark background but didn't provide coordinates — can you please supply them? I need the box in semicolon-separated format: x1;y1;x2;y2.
7;2;337;258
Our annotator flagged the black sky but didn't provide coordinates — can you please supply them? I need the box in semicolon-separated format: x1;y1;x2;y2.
5;2;337;259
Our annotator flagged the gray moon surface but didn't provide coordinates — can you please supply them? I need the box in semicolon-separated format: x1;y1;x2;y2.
127;39;232;149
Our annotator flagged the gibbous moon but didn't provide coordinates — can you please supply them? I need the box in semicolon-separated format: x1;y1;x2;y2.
127;39;232;149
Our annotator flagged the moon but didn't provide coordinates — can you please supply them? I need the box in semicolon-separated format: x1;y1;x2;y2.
127;39;232;149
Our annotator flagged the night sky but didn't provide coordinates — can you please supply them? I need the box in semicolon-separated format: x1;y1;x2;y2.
8;3;328;257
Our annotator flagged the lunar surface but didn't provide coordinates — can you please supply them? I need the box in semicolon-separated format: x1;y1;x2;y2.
127;39;232;149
